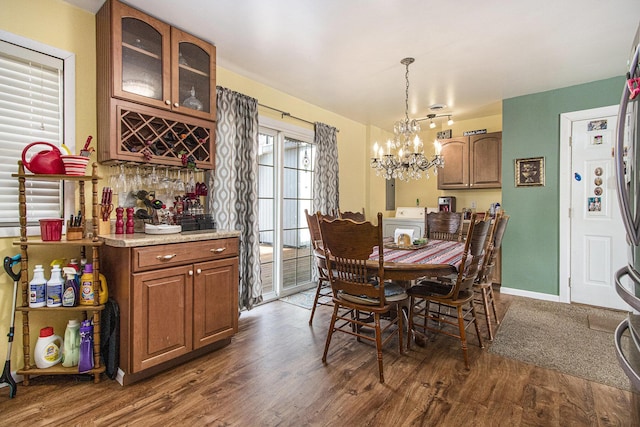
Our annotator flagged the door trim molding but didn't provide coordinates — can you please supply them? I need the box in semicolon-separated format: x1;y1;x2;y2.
559;105;618;304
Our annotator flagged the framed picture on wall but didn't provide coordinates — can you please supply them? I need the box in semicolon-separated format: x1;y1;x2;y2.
515;157;545;187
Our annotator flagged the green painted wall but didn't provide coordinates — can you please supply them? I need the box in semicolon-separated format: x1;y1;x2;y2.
501;76;624;296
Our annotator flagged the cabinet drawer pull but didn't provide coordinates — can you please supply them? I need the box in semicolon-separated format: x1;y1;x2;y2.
156;254;177;261
211;247;226;254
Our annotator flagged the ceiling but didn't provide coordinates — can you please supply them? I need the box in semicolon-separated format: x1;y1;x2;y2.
65;0;640;131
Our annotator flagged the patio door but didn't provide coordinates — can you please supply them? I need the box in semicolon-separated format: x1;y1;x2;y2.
258;118;315;301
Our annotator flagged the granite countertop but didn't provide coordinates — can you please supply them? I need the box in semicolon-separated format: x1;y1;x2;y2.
99;229;241;248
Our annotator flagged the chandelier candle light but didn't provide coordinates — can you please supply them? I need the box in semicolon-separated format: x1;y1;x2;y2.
371;57;445;181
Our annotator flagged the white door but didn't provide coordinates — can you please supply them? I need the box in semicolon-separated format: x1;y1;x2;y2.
570;113;629;310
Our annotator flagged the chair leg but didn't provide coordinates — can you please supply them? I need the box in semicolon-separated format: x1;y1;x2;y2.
457;305;469;369
407;296;415;350
374;313;384;383
308;277;326;326
480;287;494;341
322;304;340;364
396;303;404;355
470;301;484;349
488;286;500;325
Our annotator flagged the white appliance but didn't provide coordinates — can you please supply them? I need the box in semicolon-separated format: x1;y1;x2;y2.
382;206;438;238
614;22;640;412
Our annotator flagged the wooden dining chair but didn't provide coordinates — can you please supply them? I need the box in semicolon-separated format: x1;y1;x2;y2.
426;211;464;241
319;212;408;383
407;213;491;369
338;208;365;222
473;212;510;340
305;209;335;325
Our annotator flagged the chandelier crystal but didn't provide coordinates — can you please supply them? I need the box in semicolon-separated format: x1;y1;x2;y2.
370;57;444;181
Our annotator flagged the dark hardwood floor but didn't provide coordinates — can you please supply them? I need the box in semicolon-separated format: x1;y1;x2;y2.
1;290;638;426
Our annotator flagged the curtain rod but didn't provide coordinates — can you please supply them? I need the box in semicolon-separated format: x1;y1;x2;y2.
258;103;339;132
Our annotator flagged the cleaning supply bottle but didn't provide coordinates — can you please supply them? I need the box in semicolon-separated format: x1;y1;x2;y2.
78;320;94;373
62;267;79;307
34;326;63;369
62;319;80;367
67;258;80;279
46;265;63;307
98;272;108;305
29;264;47;308
79;263;94;305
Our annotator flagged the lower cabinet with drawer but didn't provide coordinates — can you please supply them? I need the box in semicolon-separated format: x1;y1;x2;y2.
100;235;239;384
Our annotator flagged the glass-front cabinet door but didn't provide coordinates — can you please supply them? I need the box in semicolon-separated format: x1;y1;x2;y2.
113;1;171;110
111;0;216;121
171;27;217;122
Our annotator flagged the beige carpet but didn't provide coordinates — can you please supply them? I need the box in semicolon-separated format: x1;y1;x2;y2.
489;298;631;391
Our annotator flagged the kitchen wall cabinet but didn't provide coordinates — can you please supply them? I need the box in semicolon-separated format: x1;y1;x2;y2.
100;235;238;384
437;132;502;189
96;0;217;168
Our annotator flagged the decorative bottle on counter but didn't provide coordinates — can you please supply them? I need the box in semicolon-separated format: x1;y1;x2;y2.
115;207;124;234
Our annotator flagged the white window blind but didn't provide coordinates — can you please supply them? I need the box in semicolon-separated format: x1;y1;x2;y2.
0;40;64;228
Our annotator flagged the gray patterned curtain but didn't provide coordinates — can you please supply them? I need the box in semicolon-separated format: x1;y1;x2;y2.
313;122;339;215
208;86;262;310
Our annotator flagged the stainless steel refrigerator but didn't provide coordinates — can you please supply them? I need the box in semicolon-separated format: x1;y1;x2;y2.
614;22;640;412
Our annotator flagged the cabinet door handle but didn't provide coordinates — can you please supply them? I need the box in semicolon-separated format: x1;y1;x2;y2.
173;102;180;108
196;268;202;275
165;100;171;105
211;248;226;254
189;270;193;276
156;254;177;261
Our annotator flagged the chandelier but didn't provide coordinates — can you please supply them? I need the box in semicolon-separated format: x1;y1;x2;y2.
370;57;445;181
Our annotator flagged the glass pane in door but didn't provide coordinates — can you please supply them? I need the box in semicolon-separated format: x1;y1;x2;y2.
178;42;210;114
282;138;313;290
258;132;275;295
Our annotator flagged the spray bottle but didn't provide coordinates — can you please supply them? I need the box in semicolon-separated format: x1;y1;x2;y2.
62;267;79;307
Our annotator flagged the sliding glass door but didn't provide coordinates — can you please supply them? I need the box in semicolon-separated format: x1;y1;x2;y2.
258;119;315;301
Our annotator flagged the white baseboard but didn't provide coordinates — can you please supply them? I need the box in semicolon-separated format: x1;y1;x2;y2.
499;286;562;302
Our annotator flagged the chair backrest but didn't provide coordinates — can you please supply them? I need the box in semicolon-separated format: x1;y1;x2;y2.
477;213;510;283
339;209;365;222
319;212;385;307
304;209;322;250
450;213;491;299
427;211;464;241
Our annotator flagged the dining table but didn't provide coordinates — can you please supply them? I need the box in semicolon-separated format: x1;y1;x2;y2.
369;239;466;283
